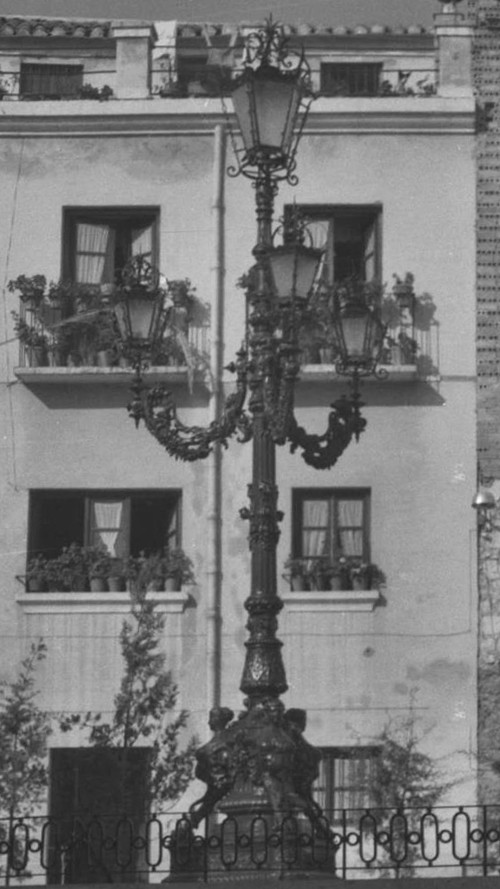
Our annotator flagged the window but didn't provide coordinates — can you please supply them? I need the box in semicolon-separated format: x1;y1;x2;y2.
49;748;149;883
176;53;233;96
63;207;159;285
20;62;83;99
28;490;180;561
291;205;381;283
315;747;379;819
292;488;370;571
320;63;382;97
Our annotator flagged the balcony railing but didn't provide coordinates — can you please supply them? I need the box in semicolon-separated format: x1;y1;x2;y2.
13;297;210;372
1;805;499;883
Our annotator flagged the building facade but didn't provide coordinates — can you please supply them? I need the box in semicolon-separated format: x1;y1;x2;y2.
0;2;478;876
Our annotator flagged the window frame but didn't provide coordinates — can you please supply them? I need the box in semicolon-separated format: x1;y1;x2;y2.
315;746;380;819
62;206;160;284
320;62;383;97
289;203;382;284
28;489;182;563
20;62;84;99
292;488;371;567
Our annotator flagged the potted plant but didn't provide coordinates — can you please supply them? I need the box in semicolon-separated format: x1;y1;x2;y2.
388;331;418;366
25;554;48;592
87;546;112;592
348;561;385;591
413;292;437;332
393;272;415;311
8;274;47;309
125;551;164;592
162;547;195;591
58;543;89;591
310;556;332;591
329;556;351;591
44;553;68;592
107;557;125;592
166;278;198;328
94;311;118;367
11;313;49;366
283;555;310;591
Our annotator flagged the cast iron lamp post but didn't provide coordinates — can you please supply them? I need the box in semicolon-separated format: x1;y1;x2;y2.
114;19;386;876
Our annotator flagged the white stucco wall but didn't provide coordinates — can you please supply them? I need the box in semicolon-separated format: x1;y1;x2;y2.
0;92;477;805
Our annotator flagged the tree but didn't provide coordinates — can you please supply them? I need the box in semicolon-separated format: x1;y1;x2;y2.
61;582;197;813
0;640;51;884
364;703;452;876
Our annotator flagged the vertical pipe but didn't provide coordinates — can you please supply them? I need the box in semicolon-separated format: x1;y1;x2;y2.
206;124;226;714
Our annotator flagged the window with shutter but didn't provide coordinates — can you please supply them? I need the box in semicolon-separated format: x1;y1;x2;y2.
320;63;382;97
63;208;159;285
28;490;181;563
292;488;370;571
20;62;83;99
314;747;379;820
289;205;382;283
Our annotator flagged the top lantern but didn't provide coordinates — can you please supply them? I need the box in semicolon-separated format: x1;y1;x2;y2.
228;20;314;181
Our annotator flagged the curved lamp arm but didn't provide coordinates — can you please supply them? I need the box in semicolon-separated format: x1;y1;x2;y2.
287;393;366;469
127;350;252;462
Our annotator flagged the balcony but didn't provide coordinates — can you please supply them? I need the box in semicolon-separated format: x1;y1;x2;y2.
10;276;210;387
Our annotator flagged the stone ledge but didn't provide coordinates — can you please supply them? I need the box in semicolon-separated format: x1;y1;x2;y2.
281;589;380;612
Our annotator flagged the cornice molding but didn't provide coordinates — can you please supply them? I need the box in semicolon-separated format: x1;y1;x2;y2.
0;97;476;138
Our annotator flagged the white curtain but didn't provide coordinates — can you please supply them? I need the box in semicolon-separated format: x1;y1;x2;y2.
93;500;123;556
131;224;153;261
337;499;363;557
76;223;111;284
303;500;329;569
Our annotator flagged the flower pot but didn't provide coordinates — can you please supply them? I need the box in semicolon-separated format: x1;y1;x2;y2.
329;573;343;591
314;573;331;591
71;573;89;592
90;577;108;592
107;575;125;592
29;345;48;367
352;575;370;591
96;349;114;368
319;347;335;364
23;292;44;311
290;572;306;591
48;347;66;367
164;574;181;592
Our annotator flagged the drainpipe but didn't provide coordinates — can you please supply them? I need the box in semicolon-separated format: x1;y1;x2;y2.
206;124;226;714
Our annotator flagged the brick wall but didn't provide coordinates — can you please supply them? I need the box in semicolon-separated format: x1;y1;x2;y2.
469;0;500;478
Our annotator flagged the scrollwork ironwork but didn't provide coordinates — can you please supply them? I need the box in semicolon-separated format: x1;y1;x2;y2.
288;392;367;469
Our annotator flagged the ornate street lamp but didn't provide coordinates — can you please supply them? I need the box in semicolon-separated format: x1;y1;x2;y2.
116;19;386;878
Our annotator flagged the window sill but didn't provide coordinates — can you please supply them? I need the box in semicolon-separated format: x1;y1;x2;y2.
281;589;380;612
16;590;190;614
13;366;202;386
300;364;417;383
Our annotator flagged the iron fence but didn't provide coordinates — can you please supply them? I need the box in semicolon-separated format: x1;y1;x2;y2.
0;805;499;883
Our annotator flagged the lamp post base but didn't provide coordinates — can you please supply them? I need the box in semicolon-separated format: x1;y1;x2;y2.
169;700;334;881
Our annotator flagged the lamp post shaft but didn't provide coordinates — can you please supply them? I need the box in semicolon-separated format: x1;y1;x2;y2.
240;168;288;703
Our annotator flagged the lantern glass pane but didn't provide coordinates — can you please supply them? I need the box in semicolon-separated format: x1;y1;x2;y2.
340;313;370;359
295;252;321;301
253;76;299;152
269;246;322;302
113;303;129;340
231;80;254;153
127;297;158;341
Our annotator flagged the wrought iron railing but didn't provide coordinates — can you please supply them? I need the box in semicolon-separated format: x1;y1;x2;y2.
1;806;500;883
